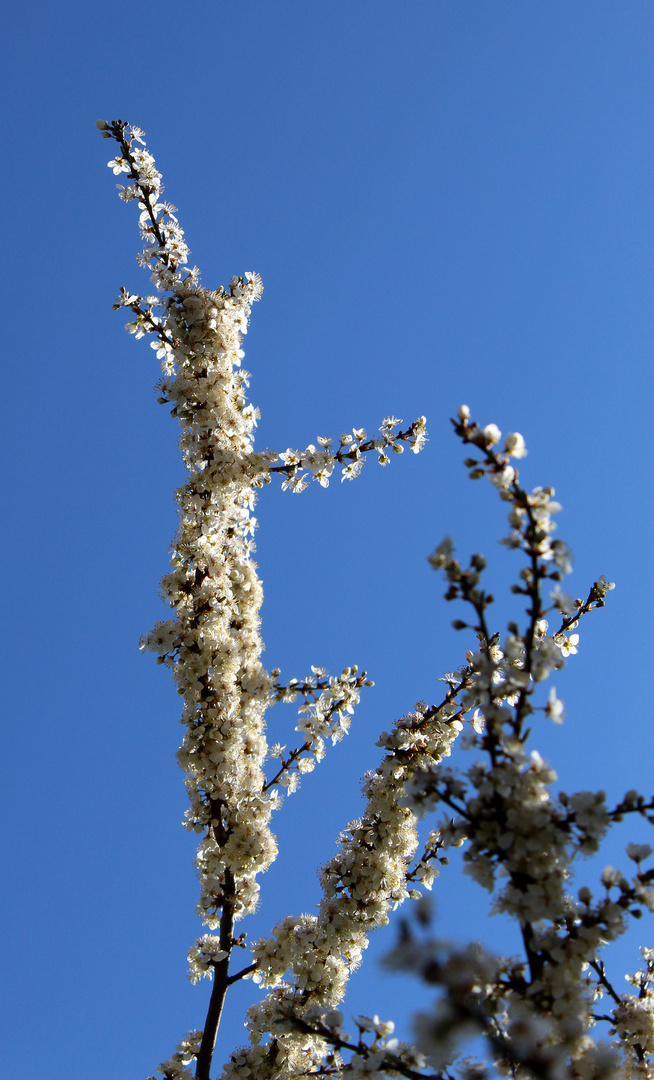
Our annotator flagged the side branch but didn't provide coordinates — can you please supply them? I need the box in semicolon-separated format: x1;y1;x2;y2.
268;416;427;491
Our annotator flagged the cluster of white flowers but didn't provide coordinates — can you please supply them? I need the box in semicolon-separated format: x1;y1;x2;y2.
100;120;428;1080
254;1006;428;1080
385;925;631;1080
105;124;277;928
610;948;654;1066
379;414;654;1080
102;123;651;1080
273;417;428;492
188;936;229;984
267;667;370;793
221;700;465;1080
148;1031;203;1080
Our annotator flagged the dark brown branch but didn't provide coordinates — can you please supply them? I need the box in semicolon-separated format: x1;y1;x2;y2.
588;959;622;1006
195;869;236;1080
227;962;258;986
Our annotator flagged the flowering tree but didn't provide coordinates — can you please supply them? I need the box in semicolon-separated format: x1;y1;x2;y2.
99;120;654;1080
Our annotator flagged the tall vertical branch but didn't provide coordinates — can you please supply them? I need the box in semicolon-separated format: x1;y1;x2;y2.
195;870;235;1080
100;118;276;1079
99;119;427;1080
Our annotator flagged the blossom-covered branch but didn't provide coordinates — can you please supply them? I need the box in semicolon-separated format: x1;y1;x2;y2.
268;417;428;491
222;692;467;1080
379;413;654;1080
100;118;652;1080
99;119;426;1080
265;667;372;794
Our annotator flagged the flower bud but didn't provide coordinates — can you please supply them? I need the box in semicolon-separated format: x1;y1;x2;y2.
483;423;501;446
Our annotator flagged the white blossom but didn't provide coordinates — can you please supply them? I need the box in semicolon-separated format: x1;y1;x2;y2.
101;123;638;1080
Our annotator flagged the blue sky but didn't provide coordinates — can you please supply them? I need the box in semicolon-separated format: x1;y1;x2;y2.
2;3;653;1077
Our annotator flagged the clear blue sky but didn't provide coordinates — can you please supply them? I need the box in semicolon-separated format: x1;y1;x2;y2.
2;3;653;1078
